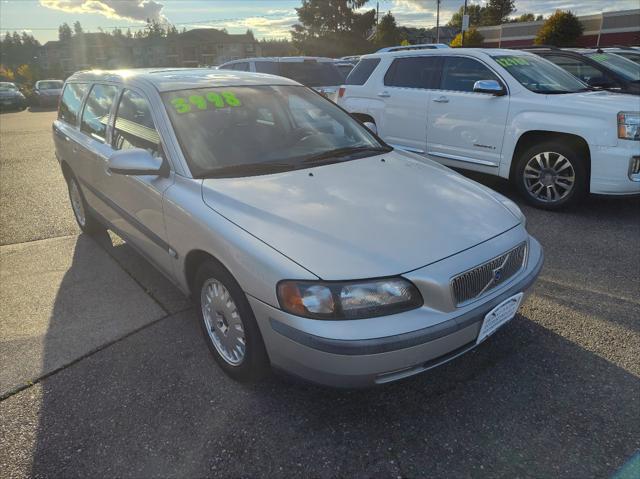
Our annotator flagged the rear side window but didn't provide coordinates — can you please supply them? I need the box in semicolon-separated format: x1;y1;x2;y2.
440;57;499;92
80;84;118;143
58;83;88;125
113;89;160;155
232;62;250;71
255;62;279;74
384;57;443;89
346;58;380;85
279;62;344;87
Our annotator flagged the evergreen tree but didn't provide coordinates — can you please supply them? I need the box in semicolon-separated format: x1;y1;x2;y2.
58;23;72;41
374;12;400;48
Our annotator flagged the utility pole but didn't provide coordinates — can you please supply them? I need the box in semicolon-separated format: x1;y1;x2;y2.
376;1;380;25
436;0;441;43
461;0;468;47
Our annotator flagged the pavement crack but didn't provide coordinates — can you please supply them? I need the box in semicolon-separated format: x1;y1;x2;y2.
0;311;184;402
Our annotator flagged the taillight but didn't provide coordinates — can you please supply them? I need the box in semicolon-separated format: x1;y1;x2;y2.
338;87;346;99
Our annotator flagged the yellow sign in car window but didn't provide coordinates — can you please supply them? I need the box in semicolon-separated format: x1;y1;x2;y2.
171;91;242;114
495;57;531;68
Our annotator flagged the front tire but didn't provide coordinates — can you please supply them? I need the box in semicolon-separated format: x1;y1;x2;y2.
66;174;104;234
195;260;269;382
514;141;587;210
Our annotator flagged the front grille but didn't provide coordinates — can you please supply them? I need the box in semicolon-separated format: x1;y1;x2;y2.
451;242;527;306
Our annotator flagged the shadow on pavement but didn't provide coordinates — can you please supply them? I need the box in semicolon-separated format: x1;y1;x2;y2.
23;229;639;477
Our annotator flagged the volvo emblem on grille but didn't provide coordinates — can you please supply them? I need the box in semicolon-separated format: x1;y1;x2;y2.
480;254;511;295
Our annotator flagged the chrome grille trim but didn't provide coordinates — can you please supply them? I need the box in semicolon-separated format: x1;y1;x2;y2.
451;242;527;306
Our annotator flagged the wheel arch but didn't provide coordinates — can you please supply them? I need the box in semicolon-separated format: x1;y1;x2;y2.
59;160;73;181
510;130;591;186
184;249;229;297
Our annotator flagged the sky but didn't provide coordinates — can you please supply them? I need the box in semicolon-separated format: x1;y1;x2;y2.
0;0;638;43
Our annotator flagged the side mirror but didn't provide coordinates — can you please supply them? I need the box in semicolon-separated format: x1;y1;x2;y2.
473;80;507;96
363;121;378;135
108;148;164;176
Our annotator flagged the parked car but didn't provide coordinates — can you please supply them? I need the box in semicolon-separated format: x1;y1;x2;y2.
53;68;543;387
602;47;640;64
522;47;640;95
0;82;27;111
337;48;640;209
334;60;355;80
32;79;64;107
218;57;344;100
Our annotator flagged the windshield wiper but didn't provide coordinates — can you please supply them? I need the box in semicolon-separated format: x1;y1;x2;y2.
302;145;391;164
199;161;297;179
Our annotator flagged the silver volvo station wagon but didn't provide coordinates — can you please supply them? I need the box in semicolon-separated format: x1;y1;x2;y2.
53;69;543;387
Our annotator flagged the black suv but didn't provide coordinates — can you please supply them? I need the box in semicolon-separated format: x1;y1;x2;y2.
522;47;640;95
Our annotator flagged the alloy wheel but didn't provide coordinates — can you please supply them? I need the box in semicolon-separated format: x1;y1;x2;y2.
69;179;86;227
523;151;576;203
201;278;246;366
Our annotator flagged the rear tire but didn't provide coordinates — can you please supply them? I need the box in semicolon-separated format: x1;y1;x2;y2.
66;173;104;235
194;259;269;382
514;141;587;210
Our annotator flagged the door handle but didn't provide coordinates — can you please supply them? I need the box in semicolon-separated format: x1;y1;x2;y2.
377;91;391;98
433;96;449;103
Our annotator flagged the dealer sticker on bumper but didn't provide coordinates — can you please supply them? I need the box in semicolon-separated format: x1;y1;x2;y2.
477;292;524;344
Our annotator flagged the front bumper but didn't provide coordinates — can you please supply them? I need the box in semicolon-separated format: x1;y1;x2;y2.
0;97;26;109
590;142;640;195
250;235;544;388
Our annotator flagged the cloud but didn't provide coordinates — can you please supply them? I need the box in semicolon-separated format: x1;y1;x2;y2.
39;0;166;22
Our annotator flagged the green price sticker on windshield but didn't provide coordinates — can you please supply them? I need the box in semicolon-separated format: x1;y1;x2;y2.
591;54;609;62
171;91;242;114
496;57;530;68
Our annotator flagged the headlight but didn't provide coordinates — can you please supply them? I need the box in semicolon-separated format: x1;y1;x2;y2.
277;277;423;320
618;112;640;140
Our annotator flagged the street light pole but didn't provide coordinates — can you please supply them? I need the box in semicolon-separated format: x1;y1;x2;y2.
436;0;441;43
461;0;468;47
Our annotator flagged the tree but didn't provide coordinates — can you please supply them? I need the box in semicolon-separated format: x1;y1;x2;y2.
448;4;483;30
450;27;484;47
374;12;400;48
73;21;83;35
58;23;72;41
291;0;376;56
535;10;583;47
15;64;34;84
0;65;15;81
482;0;516;26
509;13;535;23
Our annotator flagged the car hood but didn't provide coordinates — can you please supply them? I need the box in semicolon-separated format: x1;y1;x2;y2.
546;89;639;110
0;91;22;98
201;152;520;279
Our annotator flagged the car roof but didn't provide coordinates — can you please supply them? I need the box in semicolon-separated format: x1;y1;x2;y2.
360;48;532;60
65;68;299;92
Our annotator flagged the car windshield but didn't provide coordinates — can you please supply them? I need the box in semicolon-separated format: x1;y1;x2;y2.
585;52;640;81
492;54;589;94
162;85;389;178
38;81;63;90
0;82;18;91
279;62;344;87
614;51;640;65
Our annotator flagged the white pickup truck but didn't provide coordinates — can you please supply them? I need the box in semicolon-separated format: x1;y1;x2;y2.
337;48;640;209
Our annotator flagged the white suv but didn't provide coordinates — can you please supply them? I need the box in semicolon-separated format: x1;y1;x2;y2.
337;48;640;209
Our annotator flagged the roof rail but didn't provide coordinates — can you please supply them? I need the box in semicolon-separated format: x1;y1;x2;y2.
376;43;450;53
512;45;559;50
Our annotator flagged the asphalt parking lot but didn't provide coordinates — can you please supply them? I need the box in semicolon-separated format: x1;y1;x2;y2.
0;108;638;478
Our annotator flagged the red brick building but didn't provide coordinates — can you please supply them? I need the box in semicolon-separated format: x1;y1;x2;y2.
477;9;639;48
